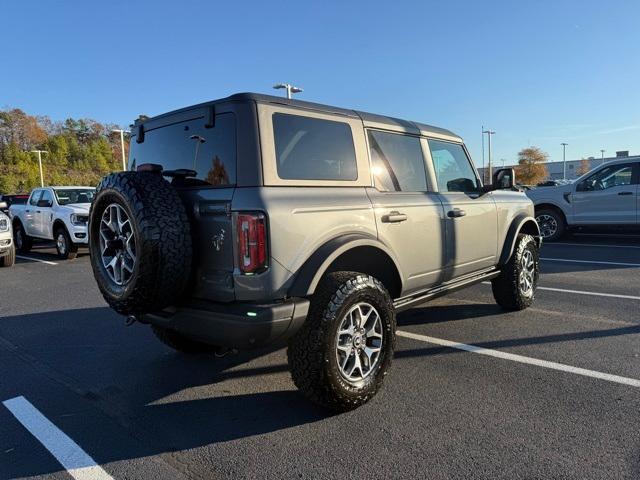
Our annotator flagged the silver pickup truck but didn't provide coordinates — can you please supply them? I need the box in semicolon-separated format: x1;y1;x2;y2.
528;158;640;240
88;93;541;411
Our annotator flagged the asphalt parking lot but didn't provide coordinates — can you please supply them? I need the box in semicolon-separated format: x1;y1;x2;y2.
1;236;639;480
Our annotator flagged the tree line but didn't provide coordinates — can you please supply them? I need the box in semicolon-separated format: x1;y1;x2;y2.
0;108;130;193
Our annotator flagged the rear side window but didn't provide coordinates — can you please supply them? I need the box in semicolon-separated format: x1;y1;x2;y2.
368;130;428;192
273;113;357;181
129;113;236;187
428;139;480;193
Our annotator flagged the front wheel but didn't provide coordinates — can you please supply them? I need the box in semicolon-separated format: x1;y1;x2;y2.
491;234;539;311
287;272;396;412
55;226;78;260
535;209;565;241
0;244;15;267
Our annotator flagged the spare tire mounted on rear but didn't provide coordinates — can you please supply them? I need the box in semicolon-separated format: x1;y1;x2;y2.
89;172;193;315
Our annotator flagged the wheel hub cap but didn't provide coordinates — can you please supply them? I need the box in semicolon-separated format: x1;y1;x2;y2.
335;302;384;383
536;214;557;239
57;234;66;254
99;203;137;286
519;249;535;297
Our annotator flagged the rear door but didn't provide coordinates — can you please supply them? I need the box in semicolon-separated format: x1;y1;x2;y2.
426;139;498;279
24;190;42;236
365;129;447;294
572;162;637;225
129;105;238;302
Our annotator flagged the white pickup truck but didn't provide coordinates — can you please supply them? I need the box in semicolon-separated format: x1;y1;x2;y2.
9;186;95;259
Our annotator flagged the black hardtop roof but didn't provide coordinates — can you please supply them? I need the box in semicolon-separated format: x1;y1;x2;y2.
133;92;461;140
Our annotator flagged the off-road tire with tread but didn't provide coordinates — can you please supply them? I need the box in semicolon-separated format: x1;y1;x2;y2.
151;326;219;354
89;172;193;315
491;233;539;310
14;221;32;253
287;271;396;412
55;226;78;260
0;244;15;267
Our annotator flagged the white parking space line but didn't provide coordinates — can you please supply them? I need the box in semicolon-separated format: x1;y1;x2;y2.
540;257;640;267
2;396;114;480
480;282;640;301
396;330;640;388
16;255;58;265
549;242;640;250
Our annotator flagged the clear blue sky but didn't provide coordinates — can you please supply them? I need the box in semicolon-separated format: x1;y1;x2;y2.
2;0;639;165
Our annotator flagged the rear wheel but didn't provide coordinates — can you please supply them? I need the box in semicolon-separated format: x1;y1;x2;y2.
492;234;539;311
0;244;15;267
287;272;396;412
535;208;565;241
14;222;32;253
55;226;78;260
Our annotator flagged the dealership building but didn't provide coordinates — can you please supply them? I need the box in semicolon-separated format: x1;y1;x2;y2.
478;150;639;182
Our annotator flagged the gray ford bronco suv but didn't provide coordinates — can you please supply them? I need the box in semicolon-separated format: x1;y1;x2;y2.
89;93;541;411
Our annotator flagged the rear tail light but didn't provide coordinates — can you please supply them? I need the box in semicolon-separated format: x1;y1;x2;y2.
236;212;268;274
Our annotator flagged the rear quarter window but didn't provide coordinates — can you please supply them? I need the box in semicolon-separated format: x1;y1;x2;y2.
273;113;357;181
129;113;236;187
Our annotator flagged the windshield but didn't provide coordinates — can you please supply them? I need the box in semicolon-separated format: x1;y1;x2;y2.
54;189;96;205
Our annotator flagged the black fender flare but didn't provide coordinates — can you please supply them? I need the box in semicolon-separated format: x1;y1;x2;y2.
288;233;404;298
498;215;542;266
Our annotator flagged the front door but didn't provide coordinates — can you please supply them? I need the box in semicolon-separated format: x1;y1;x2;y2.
571;162;638;225
426;139;498;279
35;189;54;238
366;129;447;295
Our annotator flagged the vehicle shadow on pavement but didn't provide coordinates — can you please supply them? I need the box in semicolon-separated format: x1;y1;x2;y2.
0;307;331;478
394;323;640;359
397;303;503;325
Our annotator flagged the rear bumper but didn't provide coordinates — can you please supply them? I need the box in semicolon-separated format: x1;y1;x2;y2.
144;297;310;349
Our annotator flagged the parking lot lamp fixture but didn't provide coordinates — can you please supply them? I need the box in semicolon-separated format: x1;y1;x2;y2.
273;83;303;99
482;129;495;180
112;129;127;171
30;150;48;187
561;143;568;180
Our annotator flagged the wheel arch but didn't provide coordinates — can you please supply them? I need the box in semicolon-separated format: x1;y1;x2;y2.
535;202;568;225
498;215;541;266
52;218;68;234
288;234;404;299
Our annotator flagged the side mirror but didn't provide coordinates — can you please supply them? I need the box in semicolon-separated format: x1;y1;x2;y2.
492;168;515;190
0;201;7;210
37;199;52;208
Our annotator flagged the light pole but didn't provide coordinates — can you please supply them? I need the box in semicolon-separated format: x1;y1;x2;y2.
273;83;303;99
483;129;495;181
600;149;605;164
30;150;48;187
112;129;127;171
561;143;568;180
481;125;485;182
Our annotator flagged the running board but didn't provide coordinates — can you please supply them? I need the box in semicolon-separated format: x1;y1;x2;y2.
393;268;501;312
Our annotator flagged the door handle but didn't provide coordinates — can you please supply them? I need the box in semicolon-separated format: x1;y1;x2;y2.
447;209;467;218
36;210;41;213
618;191;633;196
26;209;30;213
381;211;408;223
